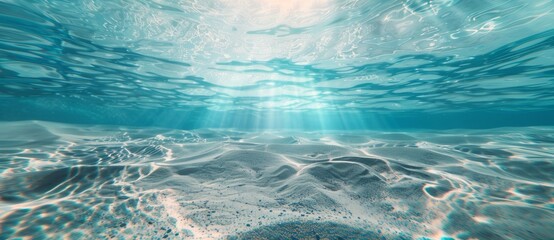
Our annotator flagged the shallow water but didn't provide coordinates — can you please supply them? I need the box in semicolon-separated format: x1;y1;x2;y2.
1;121;553;239
2;0;554;239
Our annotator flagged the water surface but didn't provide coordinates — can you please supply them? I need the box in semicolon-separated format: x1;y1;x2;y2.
1;0;554;239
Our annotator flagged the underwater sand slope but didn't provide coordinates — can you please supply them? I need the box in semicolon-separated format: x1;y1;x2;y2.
0;121;553;239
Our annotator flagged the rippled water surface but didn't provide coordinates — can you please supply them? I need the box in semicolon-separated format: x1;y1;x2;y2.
1;0;554;239
2;0;554;113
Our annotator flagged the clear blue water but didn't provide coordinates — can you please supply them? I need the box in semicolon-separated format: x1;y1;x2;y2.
1;1;553;239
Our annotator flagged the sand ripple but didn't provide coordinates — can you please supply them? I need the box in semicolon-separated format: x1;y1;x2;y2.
1;121;553;239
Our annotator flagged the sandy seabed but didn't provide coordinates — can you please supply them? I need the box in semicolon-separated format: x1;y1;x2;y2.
1;121;553;239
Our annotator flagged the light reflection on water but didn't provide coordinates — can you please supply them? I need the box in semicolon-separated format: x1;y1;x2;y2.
1;0;554;239
1;0;554;112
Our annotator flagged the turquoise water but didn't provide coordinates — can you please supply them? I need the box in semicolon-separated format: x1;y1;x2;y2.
1;1;554;239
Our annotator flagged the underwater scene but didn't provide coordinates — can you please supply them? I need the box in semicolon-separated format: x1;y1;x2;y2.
1;0;554;239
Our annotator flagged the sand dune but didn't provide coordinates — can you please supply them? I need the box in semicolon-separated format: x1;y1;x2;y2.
1;121;553;239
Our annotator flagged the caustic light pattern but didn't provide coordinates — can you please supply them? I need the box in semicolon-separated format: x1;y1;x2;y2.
1;0;554;240
1;122;553;239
